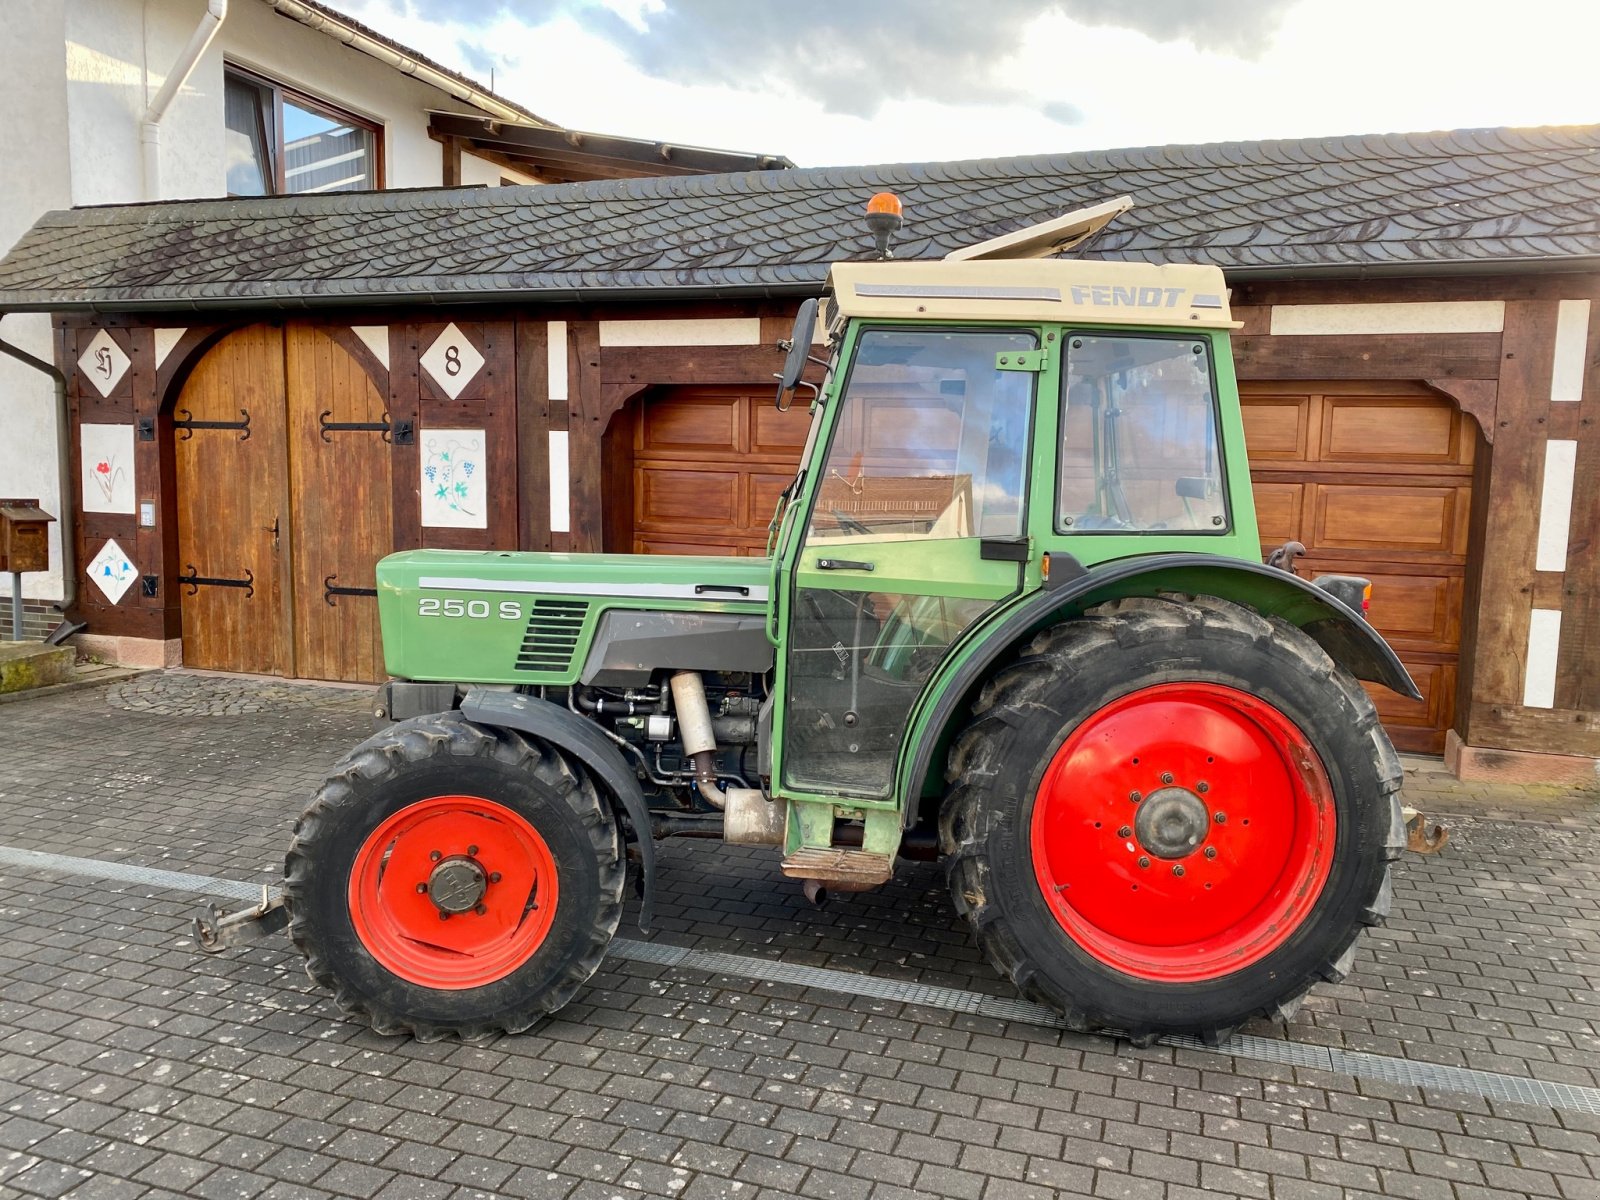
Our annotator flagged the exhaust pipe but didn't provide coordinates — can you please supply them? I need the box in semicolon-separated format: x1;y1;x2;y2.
802;879;828;907
669;671;786;845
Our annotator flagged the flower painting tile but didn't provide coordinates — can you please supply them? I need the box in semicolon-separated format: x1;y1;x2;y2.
420;429;487;529
81;423;136;514
87;538;138;605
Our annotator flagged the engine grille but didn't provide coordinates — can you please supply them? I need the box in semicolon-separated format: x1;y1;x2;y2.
514;599;589;674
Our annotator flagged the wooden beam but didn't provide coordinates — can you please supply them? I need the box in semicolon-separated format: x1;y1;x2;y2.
1232;332;1502;381
1424;377;1498;443
1460;301;1556;727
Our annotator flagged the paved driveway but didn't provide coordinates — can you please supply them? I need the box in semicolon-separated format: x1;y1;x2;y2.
1;673;1598;1200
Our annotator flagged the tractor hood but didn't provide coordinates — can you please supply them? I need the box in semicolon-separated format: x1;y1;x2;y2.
375;549;771;684
380;548;771;603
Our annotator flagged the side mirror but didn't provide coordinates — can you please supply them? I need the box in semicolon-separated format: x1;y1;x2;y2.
774;298;820;410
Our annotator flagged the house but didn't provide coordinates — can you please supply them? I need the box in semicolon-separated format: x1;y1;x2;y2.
1;123;1597;779
0;0;787;641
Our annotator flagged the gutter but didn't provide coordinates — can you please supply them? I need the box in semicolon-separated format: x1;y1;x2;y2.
0;319;76;624
260;0;547;127
141;0;228;200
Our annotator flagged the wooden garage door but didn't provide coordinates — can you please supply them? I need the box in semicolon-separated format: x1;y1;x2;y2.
627;386;811;555
1242;382;1474;754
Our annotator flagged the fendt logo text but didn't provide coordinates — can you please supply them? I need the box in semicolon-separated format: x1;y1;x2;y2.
1069;285;1189;307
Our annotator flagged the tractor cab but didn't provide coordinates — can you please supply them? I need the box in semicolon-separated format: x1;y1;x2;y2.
763;226;1262;844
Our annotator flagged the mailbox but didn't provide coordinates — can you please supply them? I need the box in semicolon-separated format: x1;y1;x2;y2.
0;500;54;574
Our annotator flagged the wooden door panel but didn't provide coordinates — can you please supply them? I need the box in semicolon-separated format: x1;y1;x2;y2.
751;403;811;455
286;324;393;683
1252;482;1304;549
1365;662;1454;754
637;392;742;455
637;466;741;527
1239;395;1310;460
1321;397;1458;463
1311;484;1460;554
174;327;293;675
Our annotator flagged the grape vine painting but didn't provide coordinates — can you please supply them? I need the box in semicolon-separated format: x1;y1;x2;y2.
81;423;135;514
419;429;487;529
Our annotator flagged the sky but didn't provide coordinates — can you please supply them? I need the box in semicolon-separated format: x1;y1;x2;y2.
335;0;1600;167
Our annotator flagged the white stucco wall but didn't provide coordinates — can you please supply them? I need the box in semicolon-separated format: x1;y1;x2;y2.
2;0;529;605
1;1;74;602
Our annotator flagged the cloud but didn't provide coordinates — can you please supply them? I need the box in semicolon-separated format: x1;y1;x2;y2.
395;0;1295;119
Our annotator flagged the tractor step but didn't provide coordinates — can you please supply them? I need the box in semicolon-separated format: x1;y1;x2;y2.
780;847;894;888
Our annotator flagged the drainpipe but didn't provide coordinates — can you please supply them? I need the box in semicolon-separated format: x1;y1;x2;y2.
141;0;228;200
0;321;76;630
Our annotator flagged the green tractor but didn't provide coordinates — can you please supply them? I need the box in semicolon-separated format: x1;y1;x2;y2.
259;197;1418;1043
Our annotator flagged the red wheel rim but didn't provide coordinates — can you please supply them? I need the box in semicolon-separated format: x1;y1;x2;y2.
348;795;559;989
1030;683;1336;982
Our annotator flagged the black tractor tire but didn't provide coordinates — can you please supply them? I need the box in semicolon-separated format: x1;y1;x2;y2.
284;711;625;1041
941;594;1404;1045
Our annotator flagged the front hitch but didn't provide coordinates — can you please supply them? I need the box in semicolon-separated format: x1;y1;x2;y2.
194;887;289;953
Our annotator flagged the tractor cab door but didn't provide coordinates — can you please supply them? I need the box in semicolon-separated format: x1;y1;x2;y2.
776;326;1041;799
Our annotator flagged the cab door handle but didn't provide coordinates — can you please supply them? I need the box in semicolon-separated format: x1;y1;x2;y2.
816;558;875;572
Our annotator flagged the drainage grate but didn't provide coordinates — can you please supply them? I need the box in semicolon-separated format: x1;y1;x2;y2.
513;599;589;674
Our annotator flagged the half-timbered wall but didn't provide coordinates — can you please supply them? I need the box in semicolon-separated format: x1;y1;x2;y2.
55;269;1600;773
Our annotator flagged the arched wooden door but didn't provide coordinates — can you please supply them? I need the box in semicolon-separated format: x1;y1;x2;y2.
174;323;392;681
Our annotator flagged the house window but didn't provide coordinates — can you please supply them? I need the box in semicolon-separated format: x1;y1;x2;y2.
224;66;383;196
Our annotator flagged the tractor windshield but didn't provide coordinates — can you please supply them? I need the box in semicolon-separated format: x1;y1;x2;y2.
807;328;1035;541
1058;334;1228;533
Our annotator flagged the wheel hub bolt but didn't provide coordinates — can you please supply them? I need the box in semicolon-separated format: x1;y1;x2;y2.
1172;865;1185;877
467;845;479;856
1130;791;1142;803
1137;856;1150;869
1117;826;1132;839
1213;812;1227;824
1161;772;1175;785
429;850;442;862
489;872;502;884
474;903;488;915
415;882;428;894
1197;781;1209;794
1204;846;1217;859
438;912;450;921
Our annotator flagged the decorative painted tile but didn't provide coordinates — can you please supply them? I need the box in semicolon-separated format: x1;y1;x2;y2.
87;538;138;605
81;423;136;514
420;429;487;529
420;323;484;400
77;330;131;397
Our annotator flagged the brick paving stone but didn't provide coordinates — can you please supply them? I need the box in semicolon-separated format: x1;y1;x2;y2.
0;679;1598;1200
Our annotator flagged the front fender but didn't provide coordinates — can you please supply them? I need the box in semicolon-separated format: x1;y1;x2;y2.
459;689;655;932
898;553;1419;820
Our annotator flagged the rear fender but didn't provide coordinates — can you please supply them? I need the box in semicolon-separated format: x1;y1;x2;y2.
900;552;1419;819
459;689;656;932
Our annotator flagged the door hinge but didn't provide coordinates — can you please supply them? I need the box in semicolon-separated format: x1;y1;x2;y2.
995;349;1048;372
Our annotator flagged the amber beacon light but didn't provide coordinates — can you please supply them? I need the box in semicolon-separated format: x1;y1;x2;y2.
865;191;903;258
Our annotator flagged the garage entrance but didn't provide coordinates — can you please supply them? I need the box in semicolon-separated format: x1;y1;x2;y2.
615;385;811;556
173;324;393;682
1241;382;1475;754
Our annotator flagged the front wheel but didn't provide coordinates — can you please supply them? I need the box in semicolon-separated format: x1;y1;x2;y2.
284;712;624;1040
941;595;1403;1044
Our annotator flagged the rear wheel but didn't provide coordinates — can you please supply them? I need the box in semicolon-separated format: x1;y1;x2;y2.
285;712;624;1040
941;595;1403;1044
